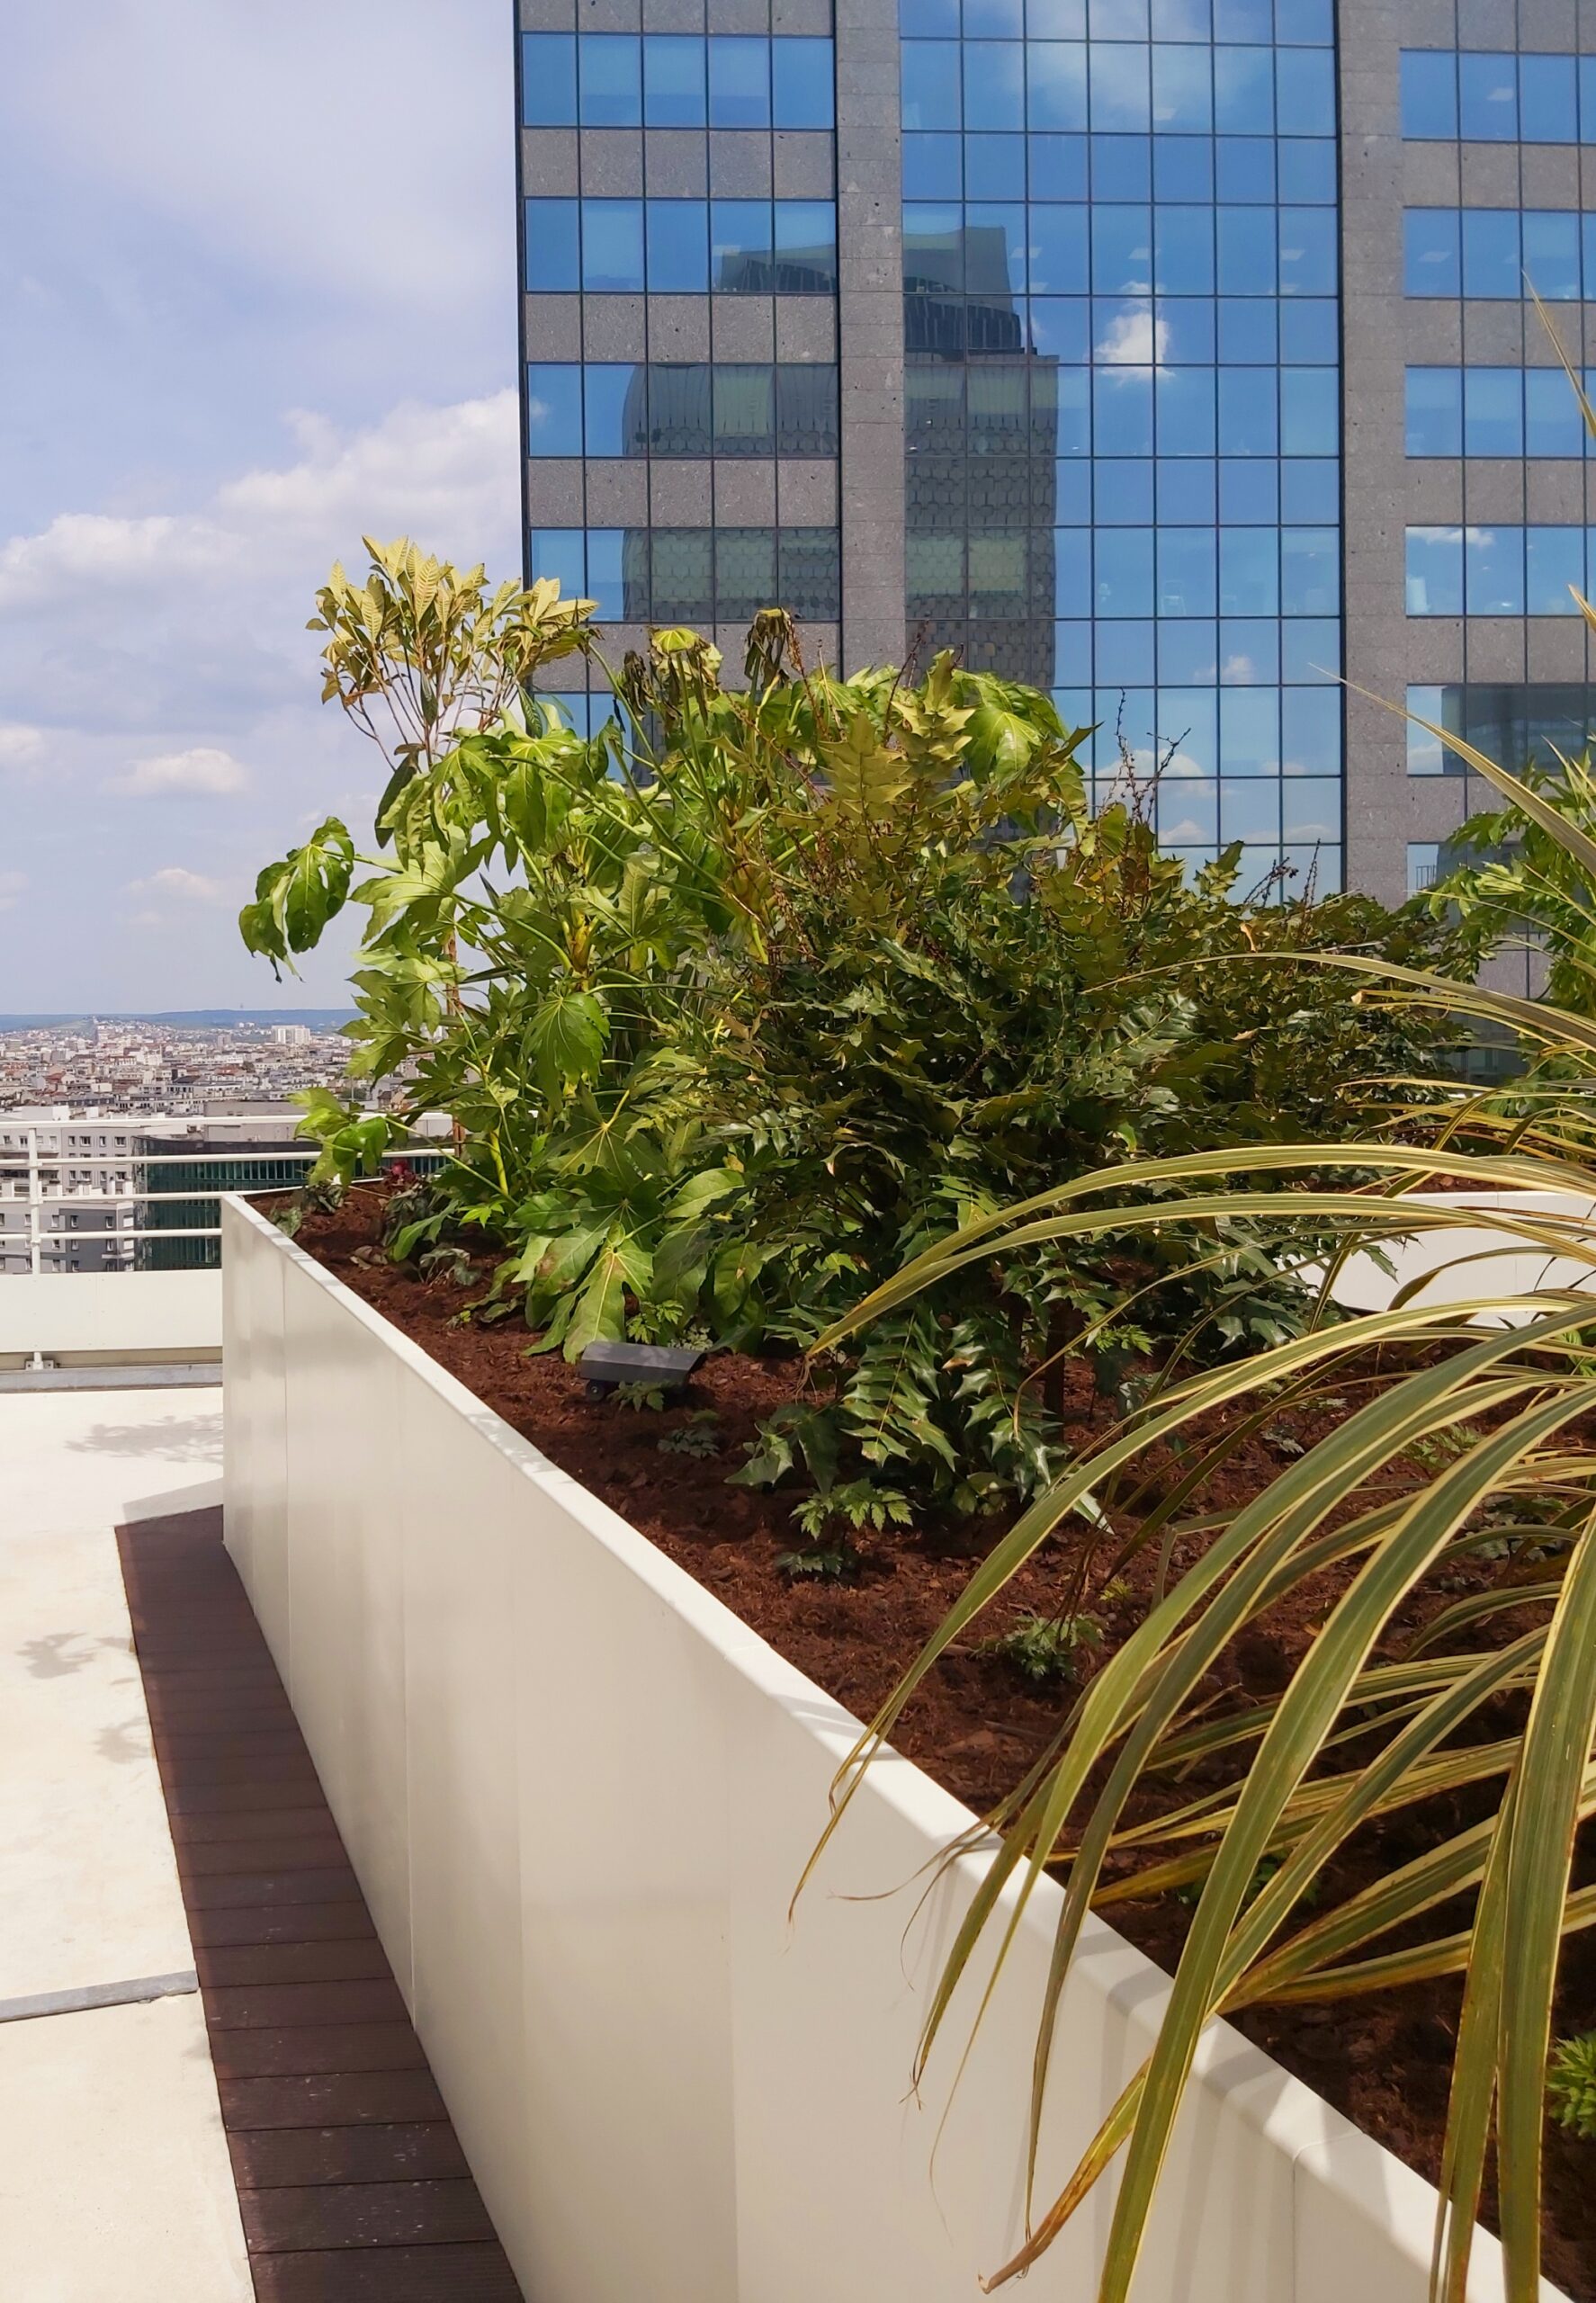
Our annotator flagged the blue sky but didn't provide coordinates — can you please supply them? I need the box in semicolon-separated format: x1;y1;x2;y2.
0;1;517;1010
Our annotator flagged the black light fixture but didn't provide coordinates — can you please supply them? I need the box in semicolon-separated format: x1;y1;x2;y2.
578;1340;705;1398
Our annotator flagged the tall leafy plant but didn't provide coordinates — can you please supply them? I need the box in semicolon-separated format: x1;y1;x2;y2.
811;731;1596;2299
244;570;1464;1519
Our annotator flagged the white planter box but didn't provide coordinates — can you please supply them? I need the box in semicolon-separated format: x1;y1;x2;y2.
220;1196;1566;2303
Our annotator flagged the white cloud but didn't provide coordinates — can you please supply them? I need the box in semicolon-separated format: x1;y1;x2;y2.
126;865;227;904
8;3;506;319
0;392;519;623
0;723;45;770
108;746;250;797
1094;306;1170;372
0;870;26;912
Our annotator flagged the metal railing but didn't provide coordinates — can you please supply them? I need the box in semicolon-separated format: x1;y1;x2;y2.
0;1134;437;1274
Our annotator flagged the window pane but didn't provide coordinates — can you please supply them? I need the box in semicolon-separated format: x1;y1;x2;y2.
583;365;643;458
1404;209;1460;296
1225;777;1282;839
709;36;770;128
1152;44;1212;130
1522;211;1582;300
1220;527;1278;612
774;38;835;130
965;40;1026;130
1094;365;1153;453
642;35;705;128
1217;365;1277;453
1030;206;1090;292
968;0;1024;31
1526;527;1584;614
779;529;841;623
582;201;645;292
1094;526;1154;614
1405;685;1448;775
1281;774;1340;838
1526;367;1585;458
971;133;1028;197
1463;367;1521;458
1276;48;1332;136
579;34;641;127
1155;366;1216;453
1458;51;1517;143
523;34;578;127
1154;204;1215;291
1520;55;1576;145
1280;526;1338;614
1091;204;1153;291
901;41;962;130
525;365;583;457
903;132;962;198
1216;136;1275;202
1217;205;1277;291
1030;0;1088;31
650;531;713;623
713;200;773;291
1033;131;1089;195
1157;527;1216;614
525;200;580;292
1219;687;1280;775
715;528;778;621
1280;365;1337;453
908;533;966;614
1091;44;1152;131
1278;139;1336;202
774;202;838;293
969;531;1030;616
1406;526;1462;614
529;530;588;600
1405;367;1461;456
1465;526;1523;615
1461;209;1520;299
1214;46;1273;132
1282;687;1341;775
647;202;709;292
645;363;712;456
776;363;839;455
1278;207;1336;295
1401;50;1456;139
713;364;776;455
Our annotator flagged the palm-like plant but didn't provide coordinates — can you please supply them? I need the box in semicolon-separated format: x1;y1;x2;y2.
811;738;1596;2301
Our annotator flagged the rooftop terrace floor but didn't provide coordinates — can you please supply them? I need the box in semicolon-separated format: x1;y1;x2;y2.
2;1387;522;2299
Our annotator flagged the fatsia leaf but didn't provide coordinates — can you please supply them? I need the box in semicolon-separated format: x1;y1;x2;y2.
239;819;354;974
527;990;610;1098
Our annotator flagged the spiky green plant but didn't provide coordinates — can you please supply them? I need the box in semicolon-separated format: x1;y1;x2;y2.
808;721;1596;2300
1547;2031;1596;2141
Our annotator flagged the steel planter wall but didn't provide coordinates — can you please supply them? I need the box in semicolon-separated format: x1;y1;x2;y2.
220;1196;1558;2303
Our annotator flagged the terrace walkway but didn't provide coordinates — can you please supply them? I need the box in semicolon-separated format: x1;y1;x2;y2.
2;1388;523;2300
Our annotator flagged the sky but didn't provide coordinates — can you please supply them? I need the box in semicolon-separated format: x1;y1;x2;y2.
0;1;517;1012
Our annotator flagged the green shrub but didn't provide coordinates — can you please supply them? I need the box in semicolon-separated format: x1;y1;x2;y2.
247;559;1466;1519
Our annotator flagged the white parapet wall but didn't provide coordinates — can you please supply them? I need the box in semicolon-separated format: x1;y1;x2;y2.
0;1269;222;1366
220;1196;1565;2303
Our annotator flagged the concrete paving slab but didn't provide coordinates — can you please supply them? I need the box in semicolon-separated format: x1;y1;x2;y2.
0;1388;249;2297
0;1993;252;2300
0;1390;222;1998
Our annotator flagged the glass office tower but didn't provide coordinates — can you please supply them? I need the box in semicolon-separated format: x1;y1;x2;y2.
517;1;1596;902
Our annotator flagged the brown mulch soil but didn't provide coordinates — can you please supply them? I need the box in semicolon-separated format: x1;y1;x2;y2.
291;1185;1596;2299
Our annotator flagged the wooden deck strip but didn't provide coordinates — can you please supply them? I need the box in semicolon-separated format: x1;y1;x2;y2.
117;1509;525;2303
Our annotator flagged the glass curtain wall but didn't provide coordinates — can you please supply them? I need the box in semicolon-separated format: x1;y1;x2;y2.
900;0;1342;890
